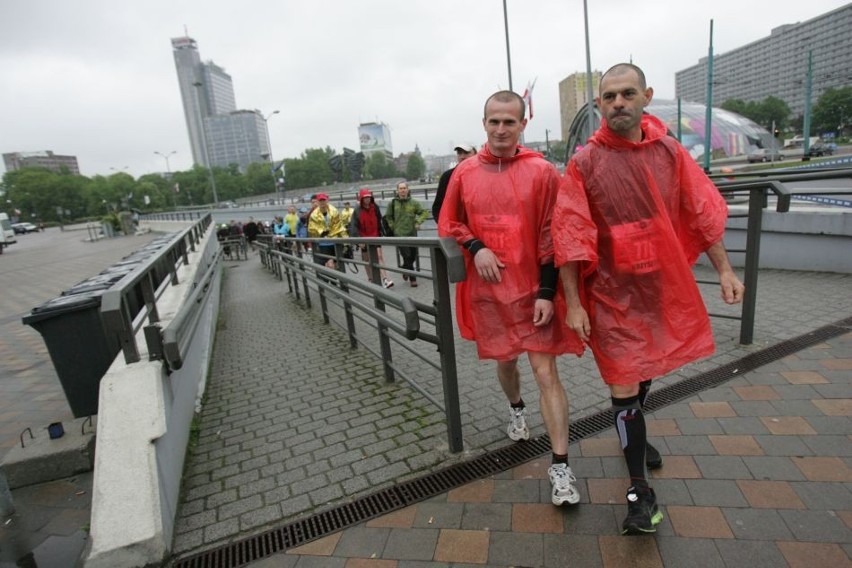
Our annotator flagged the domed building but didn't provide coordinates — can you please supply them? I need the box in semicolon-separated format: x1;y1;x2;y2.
565;99;774;163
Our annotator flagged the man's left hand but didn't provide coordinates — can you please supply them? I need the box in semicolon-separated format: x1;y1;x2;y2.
533;299;554;327
720;272;745;304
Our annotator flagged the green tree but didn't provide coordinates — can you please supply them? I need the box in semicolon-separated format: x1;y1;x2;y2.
283;148;335;190
245;161;275;195
812;87;852;137
364;152;398;180
720;98;749;116
755;96;791;133
405;153;425;181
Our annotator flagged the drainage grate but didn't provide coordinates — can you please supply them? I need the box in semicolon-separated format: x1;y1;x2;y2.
171;317;851;568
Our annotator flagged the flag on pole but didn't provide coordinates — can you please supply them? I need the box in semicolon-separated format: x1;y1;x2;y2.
521;78;537;120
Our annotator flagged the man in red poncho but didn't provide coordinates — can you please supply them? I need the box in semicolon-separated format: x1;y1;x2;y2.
553;63;744;535
439;91;585;508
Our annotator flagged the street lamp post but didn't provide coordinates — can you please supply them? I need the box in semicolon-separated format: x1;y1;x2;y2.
260;110;280;203
155;151;178;208
582;0;596;141
154;150;176;175
192;81;219;205
703;19;714;173
502;0;513;92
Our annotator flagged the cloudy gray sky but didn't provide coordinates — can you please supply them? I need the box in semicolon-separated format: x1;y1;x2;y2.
1;0;847;178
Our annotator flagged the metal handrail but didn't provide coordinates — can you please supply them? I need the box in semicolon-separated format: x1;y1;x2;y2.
101;214;213;364
256;234;465;452
159;249;222;370
711;167;851;343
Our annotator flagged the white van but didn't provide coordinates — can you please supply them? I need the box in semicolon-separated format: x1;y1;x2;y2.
0;213;17;253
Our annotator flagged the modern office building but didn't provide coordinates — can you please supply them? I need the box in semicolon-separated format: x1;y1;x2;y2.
558;71;601;141
3;151;80;174
675;4;852;117
171;35;269;172
206;111;269;173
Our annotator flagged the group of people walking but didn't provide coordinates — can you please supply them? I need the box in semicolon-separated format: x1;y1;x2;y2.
256;184;429;289
438;63;744;536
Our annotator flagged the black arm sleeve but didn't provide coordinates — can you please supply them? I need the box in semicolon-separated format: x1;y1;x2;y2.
536;261;557;301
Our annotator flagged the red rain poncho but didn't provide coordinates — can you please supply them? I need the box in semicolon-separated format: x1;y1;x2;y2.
553;114;728;384
439;145;585;361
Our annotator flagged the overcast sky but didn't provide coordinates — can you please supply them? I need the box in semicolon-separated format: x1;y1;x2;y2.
1;0;848;178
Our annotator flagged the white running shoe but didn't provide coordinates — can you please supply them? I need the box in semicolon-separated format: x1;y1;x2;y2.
507;407;530;441
548;464;580;506
382;278;394;288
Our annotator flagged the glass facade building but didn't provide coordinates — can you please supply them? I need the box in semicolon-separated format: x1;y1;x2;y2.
206;111;269;173
171;35;269;172
675;4;852;117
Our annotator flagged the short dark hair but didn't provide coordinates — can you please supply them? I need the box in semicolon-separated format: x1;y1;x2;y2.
600;63;647;92
484;90;526;120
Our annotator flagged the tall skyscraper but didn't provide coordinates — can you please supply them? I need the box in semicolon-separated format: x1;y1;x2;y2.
675;4;852;116
171;35;268;172
559;71;601;141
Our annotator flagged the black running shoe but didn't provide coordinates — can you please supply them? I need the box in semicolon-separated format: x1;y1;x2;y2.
622;485;664;535
646;442;663;470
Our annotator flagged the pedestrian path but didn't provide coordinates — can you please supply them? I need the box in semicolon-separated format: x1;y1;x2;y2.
233;329;852;567
169;252;851;566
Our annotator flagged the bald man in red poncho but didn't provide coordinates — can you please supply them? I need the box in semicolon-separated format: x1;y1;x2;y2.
554;63;744;536
439;90;585;509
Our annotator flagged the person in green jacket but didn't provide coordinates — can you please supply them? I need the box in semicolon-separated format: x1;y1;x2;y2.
384;181;428;286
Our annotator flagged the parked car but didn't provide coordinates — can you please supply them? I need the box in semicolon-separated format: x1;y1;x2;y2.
12;222;39;234
746;147;782;163
806;143;835;157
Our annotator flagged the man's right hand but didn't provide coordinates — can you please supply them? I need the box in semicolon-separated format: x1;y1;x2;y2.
473;248;505;283
566;305;591;343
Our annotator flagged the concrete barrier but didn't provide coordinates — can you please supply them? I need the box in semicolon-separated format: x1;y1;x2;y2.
84;223;221;567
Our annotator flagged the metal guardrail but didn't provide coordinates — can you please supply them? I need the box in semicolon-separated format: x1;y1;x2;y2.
712;167;852;343
101;214;213;364
161;248;222;370
255;233;466;453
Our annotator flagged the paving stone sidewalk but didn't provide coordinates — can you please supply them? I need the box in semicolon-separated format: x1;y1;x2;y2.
171;253;852;559
273;330;852;567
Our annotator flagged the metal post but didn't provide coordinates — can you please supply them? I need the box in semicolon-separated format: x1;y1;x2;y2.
703;19;714;173
739;188;765;344
192;81;219;205
802;51;813;160
432;248;463;453
582;0;596;141
502;0;513;92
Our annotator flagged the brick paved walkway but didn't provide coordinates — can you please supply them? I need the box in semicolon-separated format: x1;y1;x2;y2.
171;251;852;563
250;330;852;567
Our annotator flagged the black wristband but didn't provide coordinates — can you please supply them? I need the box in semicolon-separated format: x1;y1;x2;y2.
463;239;486;256
536;261;557;301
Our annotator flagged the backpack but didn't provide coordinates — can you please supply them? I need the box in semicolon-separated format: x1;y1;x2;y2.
381;199;395;237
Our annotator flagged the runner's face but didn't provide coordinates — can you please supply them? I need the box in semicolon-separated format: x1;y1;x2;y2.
483;98;526;157
596;70;652;140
